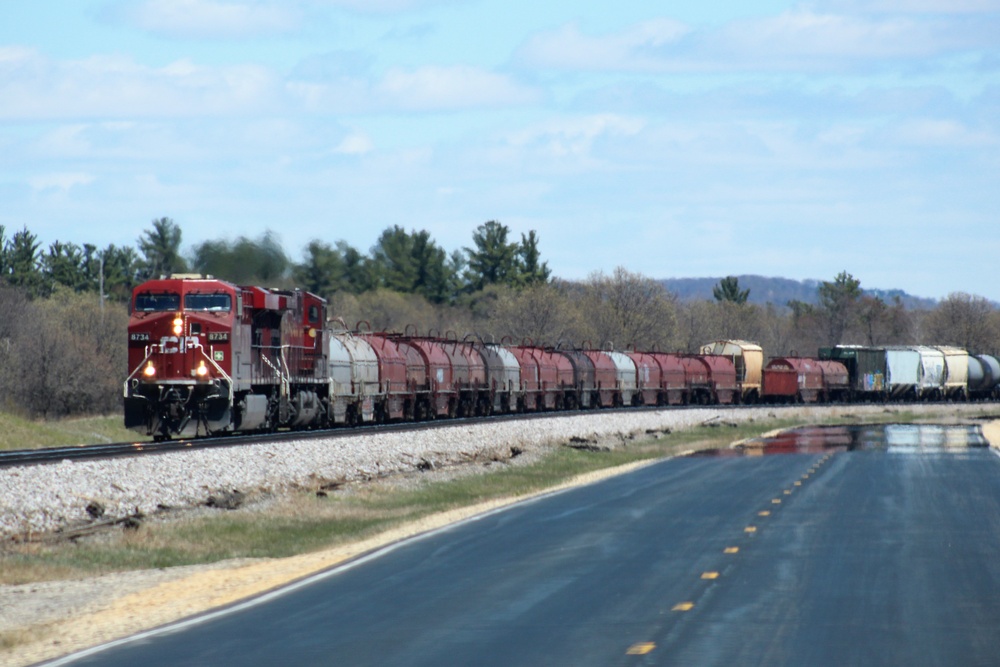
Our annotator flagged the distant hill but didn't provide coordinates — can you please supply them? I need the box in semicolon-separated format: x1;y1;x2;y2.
660;275;938;310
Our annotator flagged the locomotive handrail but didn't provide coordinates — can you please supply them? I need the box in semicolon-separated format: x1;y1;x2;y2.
200;347;235;401
123;347;161;396
258;351;290;398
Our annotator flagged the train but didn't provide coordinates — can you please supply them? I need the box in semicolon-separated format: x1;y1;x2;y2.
123;275;1000;440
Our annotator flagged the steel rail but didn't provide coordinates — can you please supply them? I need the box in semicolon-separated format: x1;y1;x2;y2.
0;405;710;469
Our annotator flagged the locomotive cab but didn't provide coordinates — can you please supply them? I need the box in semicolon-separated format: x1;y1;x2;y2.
125;275;238;439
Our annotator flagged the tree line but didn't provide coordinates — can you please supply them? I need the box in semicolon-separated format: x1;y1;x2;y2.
0;216;996;420
0;218;550;305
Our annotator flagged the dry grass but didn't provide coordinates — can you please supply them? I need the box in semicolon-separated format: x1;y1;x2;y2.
0;413;136;451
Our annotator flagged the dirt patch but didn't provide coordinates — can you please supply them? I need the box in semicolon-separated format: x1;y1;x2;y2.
981;419;1000;448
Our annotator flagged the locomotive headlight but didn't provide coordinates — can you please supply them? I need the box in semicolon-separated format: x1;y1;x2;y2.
143;362;156;378
172;316;184;336
195;361;208;377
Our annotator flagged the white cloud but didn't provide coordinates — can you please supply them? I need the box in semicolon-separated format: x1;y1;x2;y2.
377;65;538;110
890;118;998;146
815;0;1000;14
715;10;974;61
518;19;691;71
335;131;374;155
123;0;300;38
517;10;998;73
499;114;646;169
0;50;281;120
288;64;539;112
28;172;95;193
307;0;457;13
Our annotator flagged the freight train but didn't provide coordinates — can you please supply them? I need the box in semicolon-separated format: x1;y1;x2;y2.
124;275;999;440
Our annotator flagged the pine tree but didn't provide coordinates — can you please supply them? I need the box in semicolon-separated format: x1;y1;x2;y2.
712;276;750;304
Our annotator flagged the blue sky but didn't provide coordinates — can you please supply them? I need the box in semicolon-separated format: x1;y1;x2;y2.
1;0;998;301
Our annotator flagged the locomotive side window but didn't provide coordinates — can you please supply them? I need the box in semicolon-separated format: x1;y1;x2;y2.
135;292;181;312
184;293;232;312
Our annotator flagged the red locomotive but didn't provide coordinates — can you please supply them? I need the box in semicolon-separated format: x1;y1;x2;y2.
125;275;328;439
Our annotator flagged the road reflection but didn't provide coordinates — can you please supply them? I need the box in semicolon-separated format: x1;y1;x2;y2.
690;423;988;458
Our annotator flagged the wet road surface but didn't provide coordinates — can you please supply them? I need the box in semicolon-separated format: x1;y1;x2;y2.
51;425;1000;667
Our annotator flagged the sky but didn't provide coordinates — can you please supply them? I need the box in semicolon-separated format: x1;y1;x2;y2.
1;0;998;302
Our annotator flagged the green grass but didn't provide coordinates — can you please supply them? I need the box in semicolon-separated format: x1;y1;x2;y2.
0;413;137;451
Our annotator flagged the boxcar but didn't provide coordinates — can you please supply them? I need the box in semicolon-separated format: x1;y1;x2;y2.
763;357;823;404
819;346;887;400
884;347;920;400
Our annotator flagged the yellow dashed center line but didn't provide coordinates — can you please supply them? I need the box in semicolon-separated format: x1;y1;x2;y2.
701;571;720;580
627;642;656;655
758;510;771;517
673;602;695;611
745;525;757;533
724;546;739;554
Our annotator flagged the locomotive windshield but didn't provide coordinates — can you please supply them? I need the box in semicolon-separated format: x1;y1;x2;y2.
134;292;181;312
184;292;232;312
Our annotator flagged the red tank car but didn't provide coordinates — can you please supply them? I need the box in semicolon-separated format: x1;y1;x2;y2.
558;350;596;409
700;355;738;404
441;339;489;417
816;360;850;402
124;275;328;439
650;353;687;405
358;331;409;421
395;335;455;419
627;351;663;406
507;344;558;411
679;356;712;404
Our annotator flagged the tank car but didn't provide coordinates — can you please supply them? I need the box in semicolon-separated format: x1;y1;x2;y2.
700;340;763;403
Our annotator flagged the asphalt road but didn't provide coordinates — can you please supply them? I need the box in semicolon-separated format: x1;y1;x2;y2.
51;439;1000;667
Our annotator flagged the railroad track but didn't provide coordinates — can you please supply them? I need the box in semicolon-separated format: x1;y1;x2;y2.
0;405;699;469
5;400;963;469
